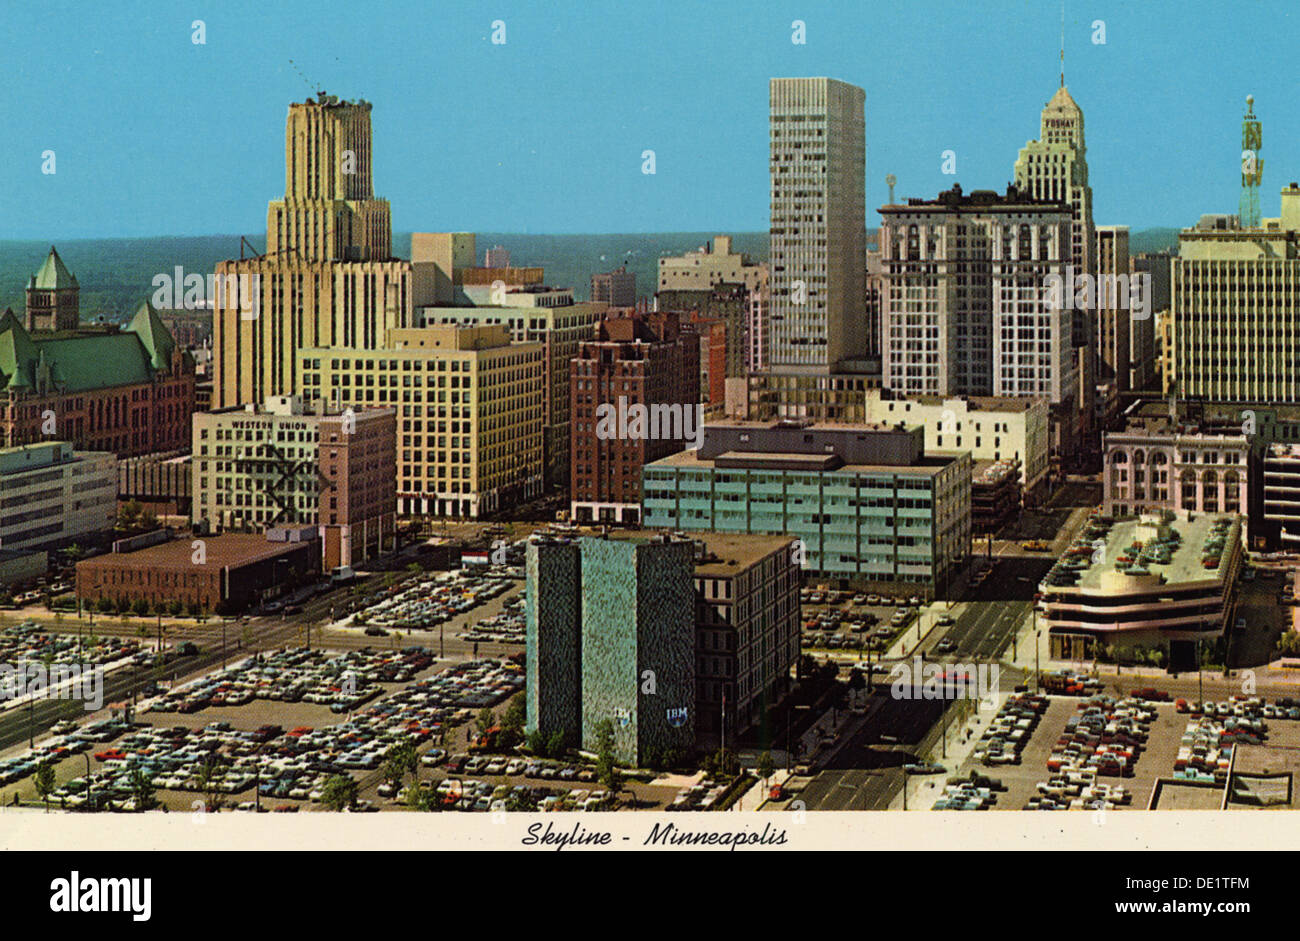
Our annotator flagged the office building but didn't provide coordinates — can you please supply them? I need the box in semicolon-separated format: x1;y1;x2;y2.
213;93;413;408
879;184;1079;465
591;266;636;308
570;310;700;524
1102;404;1249;521
1171;185;1300;402
422;294;605;490
191;395;396;570
642;419;970;597
524;531;798;762
484;245;511;269
865;388;1050;505
1095;225;1132;393
768;77;868;368
301;325;544;519
0;441;115;552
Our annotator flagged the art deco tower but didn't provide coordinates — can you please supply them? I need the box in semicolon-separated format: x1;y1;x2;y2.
213;93;411;408
266;94;392;262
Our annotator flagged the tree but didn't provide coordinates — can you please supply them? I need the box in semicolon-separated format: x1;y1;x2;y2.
476;707;496;736
757;751;776;788
132;598;150;617
546;730;567;759
321;775;358;812
527;729;548;755
96;597;114;614
1278;631;1300;657
129;768;157;811
198;755;226;813
381;742;418;789
593;719;622;790
33;762;55;813
501;694;526;734
168;600;184;617
847;668;866;704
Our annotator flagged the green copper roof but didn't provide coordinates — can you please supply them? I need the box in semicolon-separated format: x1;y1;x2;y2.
0;303;180;394
30;246;78;291
127;299;176;370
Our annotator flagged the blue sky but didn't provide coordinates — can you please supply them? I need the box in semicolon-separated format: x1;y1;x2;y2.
0;0;1294;238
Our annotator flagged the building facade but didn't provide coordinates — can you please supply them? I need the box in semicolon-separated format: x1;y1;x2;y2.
422;297;604;490
0;441;116;553
300;325;544;519
570;311;701;524
213;93;412;409
864;388;1051;504
1172;186;1300;402
0;303;194;458
590;266;636;308
25;247;80;333
642;420;971;597
191;395;396;570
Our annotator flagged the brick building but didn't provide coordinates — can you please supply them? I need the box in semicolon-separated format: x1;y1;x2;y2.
0;302;195;457
76;532;321;615
569;310;700;524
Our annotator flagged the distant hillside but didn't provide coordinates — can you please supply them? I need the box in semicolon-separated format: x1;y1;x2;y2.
0;228;1181;318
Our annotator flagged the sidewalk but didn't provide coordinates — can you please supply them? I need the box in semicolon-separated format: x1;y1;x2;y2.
890;689;1006;811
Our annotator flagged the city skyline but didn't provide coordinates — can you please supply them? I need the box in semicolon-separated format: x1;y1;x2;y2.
2;0;1297;239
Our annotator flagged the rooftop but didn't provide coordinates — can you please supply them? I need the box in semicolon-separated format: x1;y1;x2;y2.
77;533;312;573
1046;513;1239;591
646;446;952;477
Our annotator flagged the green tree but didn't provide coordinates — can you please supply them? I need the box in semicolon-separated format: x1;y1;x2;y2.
501;694;526;734
476;707;496;736
96;597;114;614
381;742;418;789
321;775;358;812
757;751;776;788
129;767;157;811
33;762;55;813
546;730;567;759
168;600;184;617
527;729;548;755
594;718;618;787
131;598;150;617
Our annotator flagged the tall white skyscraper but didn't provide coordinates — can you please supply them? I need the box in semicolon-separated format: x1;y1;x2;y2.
768;77;868;372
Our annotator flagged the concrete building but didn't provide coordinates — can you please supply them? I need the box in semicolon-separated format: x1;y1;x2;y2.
411;232;478;306
864;388;1050;505
25;247;79;333
118;450;192;519
570;310;701;524
657;236;767;294
1039;513;1241;661
1172;185;1300;402
1095;225;1132;393
879;183;1078;467
1129;251;1169;392
642;419;971;598
657;282;750;386
591;266;636;308
191;395;396;570
972;459;1022;533
691;533;800;749
300;325;543;519
1263;444;1300;549
768;77;868;368
1156;309;1174;395
580;534;696;768
422;295;605;490
213;93;412;408
76;531;321;615
1013;83;1096;352
524;531;798;762
0;303;195;458
0;441;115;553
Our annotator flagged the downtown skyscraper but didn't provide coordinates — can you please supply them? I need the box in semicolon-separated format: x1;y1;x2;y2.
213;92;412;408
767;77;868;372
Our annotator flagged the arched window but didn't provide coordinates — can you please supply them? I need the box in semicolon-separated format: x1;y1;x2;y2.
1202;470;1219;512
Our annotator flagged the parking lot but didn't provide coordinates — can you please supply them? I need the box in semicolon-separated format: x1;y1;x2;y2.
799;587;924;655
346;568;524;647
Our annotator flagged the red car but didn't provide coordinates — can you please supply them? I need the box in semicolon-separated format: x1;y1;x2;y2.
1130;688;1170;702
93;748;125;762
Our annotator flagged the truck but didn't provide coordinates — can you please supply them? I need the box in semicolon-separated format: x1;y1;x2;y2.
330;565;357;585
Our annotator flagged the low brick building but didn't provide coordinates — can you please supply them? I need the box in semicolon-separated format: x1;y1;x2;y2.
75;532;320;615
